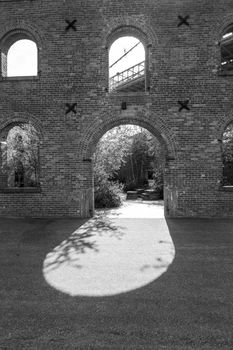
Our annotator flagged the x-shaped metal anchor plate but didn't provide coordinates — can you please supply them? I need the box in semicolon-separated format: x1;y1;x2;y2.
178;15;190;27
66;103;77;114
178;100;190;112
65;19;77;32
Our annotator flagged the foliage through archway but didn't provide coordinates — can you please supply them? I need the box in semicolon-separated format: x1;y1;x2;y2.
93;125;164;208
1;123;40;188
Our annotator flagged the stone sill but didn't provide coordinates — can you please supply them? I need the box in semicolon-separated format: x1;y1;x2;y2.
0;76;39;82
0;187;42;193
220;186;233;192
218;70;233;77
108;90;149;97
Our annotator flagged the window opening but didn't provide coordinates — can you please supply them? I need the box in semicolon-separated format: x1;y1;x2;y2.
220;26;233;72
0;123;40;188
109;36;145;92
7;39;38;77
222;122;233;185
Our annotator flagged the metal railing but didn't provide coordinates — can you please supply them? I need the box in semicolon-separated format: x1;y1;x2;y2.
220;36;233;71
109;61;145;91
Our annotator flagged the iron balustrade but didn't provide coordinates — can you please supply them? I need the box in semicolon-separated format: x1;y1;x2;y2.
109;61;145;91
220;33;233;71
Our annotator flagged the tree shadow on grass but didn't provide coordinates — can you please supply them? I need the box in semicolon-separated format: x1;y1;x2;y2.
1;217;233;349
43;214;125;273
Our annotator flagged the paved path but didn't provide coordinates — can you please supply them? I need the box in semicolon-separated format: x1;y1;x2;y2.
96;199;164;218
1;203;233;349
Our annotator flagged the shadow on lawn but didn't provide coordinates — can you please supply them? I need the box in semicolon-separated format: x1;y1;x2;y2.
1;217;233;348
43;214;125;272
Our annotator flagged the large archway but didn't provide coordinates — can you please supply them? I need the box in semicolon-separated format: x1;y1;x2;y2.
93;124;165;213
79;112;177;218
43;116;177;297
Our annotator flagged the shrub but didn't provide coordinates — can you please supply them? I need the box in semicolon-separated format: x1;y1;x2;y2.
94;180;123;208
153;169;164;198
123;180;137;192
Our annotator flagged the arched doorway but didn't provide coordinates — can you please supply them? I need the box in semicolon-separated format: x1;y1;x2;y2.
80;115;177;218
93;124;165;212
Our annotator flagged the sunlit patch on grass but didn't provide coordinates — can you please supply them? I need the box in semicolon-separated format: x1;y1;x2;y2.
43;215;175;297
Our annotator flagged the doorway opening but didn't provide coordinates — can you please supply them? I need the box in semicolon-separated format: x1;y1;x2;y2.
93;124;165;217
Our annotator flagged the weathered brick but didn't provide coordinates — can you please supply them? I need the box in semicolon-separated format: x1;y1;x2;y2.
0;0;232;218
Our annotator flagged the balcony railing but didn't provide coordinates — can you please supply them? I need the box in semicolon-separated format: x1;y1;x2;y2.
109;61;145;91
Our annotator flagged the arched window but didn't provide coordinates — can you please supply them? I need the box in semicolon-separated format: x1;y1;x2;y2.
0;123;40;189
220;25;233;72
109;36;146;92
222;122;233;185
7;39;37;77
0;31;38;77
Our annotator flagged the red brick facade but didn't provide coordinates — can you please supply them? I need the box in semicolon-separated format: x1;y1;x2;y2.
0;0;233;217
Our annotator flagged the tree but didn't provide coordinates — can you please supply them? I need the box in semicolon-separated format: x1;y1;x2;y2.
222;123;233;164
2;123;40;187
115;128;164;191
93;125;139;182
93;125;140;207
222;122;233;185
93;125;164;207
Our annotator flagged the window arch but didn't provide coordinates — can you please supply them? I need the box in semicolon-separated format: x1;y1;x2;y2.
222;121;233;185
220;25;233;72
0;30;38;77
0;122;40;189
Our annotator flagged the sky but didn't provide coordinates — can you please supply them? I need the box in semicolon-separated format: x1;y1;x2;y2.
109;36;145;77
7;39;37;77
7;36;145;78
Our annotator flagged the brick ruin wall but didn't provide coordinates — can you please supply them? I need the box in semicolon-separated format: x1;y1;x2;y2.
0;0;233;218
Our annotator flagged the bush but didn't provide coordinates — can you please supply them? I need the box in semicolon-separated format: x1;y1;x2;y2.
123;180;137;192
153;169;164;198
94;180;123;208
123;179;149;192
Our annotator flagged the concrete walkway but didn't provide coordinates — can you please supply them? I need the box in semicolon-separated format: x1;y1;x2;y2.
1;202;233;349
96;199;164;218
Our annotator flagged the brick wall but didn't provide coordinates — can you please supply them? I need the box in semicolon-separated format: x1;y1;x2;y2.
0;0;233;217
